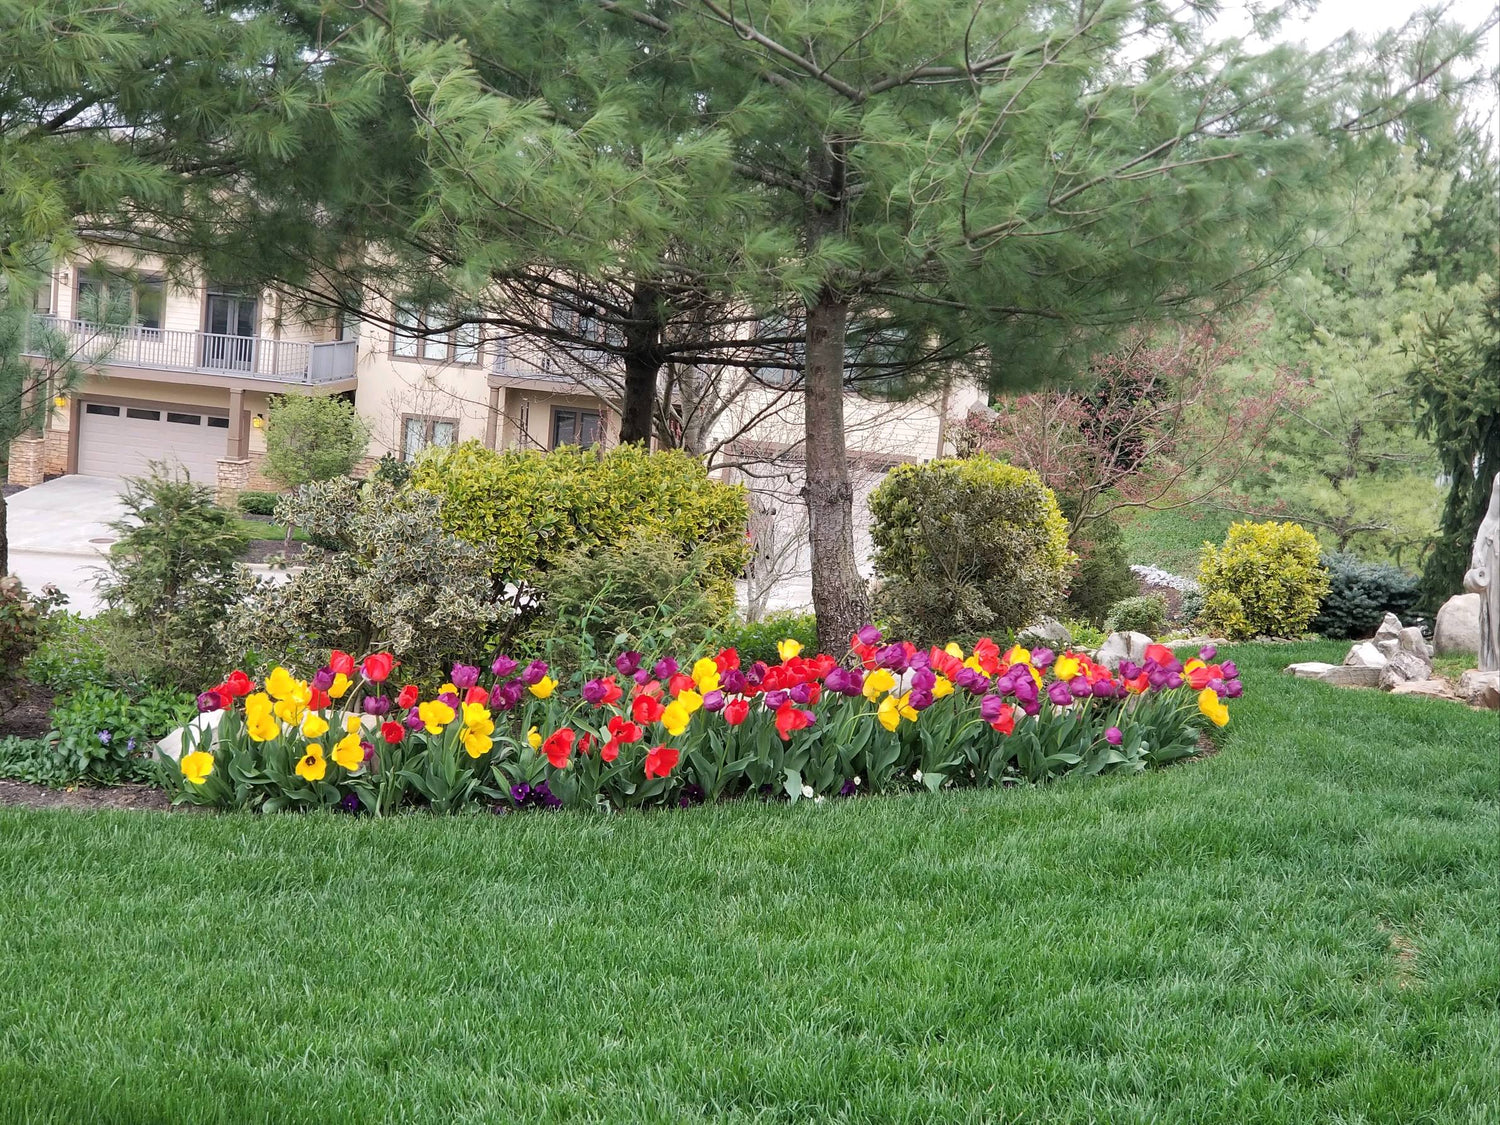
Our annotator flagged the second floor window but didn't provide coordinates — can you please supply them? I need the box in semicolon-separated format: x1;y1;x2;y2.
76;267;163;330
393;305;480;364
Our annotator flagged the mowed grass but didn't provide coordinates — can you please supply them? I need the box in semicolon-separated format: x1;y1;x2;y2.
1;643;1497;1124
1119;506;1235;575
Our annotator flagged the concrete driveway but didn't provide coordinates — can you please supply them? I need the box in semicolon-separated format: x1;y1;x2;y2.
6;475;126;615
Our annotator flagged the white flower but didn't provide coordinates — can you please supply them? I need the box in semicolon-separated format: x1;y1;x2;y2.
913;770;923;784
800;784;814;799
853;776;862;787
813;795;825;806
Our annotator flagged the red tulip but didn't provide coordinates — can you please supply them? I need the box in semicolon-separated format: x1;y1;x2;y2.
723;698;749;726
606;716;642;744
632;695;664;724
714;647;740;672
222;670;254;698
329;650;356;677
464;686;490;705
380;720;405;745
396;684;419;709
541;728;575;769
362;652;395;683
774;699;813;742
644;745;680;779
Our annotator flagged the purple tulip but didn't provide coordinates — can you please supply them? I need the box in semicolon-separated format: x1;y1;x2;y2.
789;682;814;705
1031;647;1056;669
908;650;932;673
450;663;480;690
491;654;518;678
1105;726;1123;746
875;643;910;672
521;659;549;686
745;662;768;687
721;668;749;694
1221;661;1238;679
195;692;221;713
856;624;881;646
404;711;425;732
1199;645;1218;661
653;657;678;680
979;695;1004;723
911;668;936;693
1013;676;1039;705
310;667;335;692
615;651;643;676
490;681;524;711
437;690;459;708
1166;658;1184;674
1119;661;1141;680
363;695;391;716
633;669;651;685
1148;669;1168;689
581;678;609;706
907;687;935;711
1068;677;1092;699
1022;700;1041;716
1164;672;1184;690
1047;681;1074;707
763;689;789;709
1225;679;1243;698
1206;678;1226;696
702;690;725;712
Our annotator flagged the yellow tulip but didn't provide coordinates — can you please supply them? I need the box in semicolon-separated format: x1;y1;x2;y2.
944;642;964;659
661;699;691;736
527;726;542;750
897;692;918;722
1184;658;1206;675
273;697;307;725
461;702;495;737
691;657;721;693
862;668;896;701
461;730;493;758
677;689;703;714
439;683;458;696
329;672;352;699
244;693;280;742
1197;688;1230;727
266;666;301;702
417;699;456;734
777;638;802;662
301;714;330;739
180;750;214;785
295;745;327;782
529;675;556;699
1053;655;1080;682
932;675;954;698
343;713;363;734
331;733;364;771
1003;644;1031;667
962;656;985;673
877;694;902;732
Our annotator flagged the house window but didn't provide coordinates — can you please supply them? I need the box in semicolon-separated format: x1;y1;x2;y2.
402;415;457;463
551;408;601;450
76;267;163;329
392;304;480;364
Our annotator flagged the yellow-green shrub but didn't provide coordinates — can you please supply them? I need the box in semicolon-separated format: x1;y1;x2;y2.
869;456;1073;645
410;442;750;598
1198;521;1330;640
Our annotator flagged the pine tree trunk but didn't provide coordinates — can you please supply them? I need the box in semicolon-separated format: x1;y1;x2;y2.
619;282;662;445
803;291;869;653
0;492;8;577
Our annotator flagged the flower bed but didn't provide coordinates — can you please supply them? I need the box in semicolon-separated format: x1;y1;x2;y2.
163;630;1241;813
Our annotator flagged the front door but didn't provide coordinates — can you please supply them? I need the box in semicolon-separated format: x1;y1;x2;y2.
203;292;257;371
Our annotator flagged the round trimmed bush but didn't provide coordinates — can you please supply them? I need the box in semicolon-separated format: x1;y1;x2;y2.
1104;594;1167;636
869;456;1073;646
1198;521;1329;640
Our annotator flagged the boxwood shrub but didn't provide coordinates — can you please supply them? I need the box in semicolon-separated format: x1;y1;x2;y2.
869;456;1072;646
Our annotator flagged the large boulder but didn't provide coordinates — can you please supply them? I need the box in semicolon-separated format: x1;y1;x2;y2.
1373;612;1404;657
1094;631;1153;669
1017;616;1072;650
1434;593;1482;657
1344;641;1389;670
1379;650;1432;689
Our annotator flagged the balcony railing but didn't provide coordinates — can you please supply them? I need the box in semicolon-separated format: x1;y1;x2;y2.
490;335;619;390
21;316;357;385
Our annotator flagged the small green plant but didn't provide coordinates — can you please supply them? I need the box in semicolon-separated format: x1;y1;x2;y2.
529;533;734;677
1198;521;1330;640
44;684;195;782
371;452;412;489
1178;589;1205;629
25;610;115;693
1105;594;1168;637
236;490;281;516
1059;618;1107;650
1063;513;1137;626
1310;553;1422;639
869;456;1073;646
0;576;66;705
713;612;820;667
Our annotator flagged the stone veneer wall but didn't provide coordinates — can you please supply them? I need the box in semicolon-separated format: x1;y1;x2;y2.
44;429;69;476
5;436;47;486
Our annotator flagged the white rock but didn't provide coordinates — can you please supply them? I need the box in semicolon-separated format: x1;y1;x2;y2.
1458;670;1500;710
1434;593;1482;657
1389;679;1458;701
1094;631;1153;669
1018;616;1072;648
1379;650;1432;689
1343;641;1389;670
156;710;222;762
1398;626;1432;660
1286;661;1338;679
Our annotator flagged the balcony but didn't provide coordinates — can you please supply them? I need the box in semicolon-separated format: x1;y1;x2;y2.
22;316;358;385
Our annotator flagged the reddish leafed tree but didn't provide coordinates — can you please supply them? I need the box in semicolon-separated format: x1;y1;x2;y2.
956;323;1306;532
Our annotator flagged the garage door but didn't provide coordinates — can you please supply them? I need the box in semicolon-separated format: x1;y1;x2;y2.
77;400;229;482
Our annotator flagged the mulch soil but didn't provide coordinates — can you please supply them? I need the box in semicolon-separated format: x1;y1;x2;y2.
0;681;55;739
0;778;176;811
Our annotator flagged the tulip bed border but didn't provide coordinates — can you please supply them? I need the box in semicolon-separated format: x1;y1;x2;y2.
164;631;1241;814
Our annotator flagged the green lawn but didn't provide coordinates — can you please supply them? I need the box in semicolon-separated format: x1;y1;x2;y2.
1118;506;1235;575
234;517;309;543
1;642;1496;1123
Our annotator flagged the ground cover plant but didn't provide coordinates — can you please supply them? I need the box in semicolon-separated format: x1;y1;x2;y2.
0;640;1494;1123
161;629;1238;814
